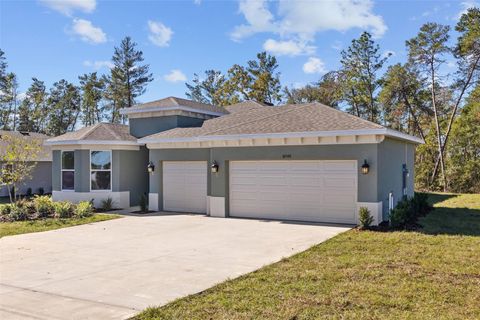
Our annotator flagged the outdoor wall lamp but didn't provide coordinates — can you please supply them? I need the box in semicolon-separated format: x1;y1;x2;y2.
211;161;219;173
147;161;155;173
361;159;370;175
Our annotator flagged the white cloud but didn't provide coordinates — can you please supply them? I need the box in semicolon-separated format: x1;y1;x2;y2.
164;69;187;83
263;39;314;56
83;60;113;70
232;0;387;41
148;20;173;47
70;19;106;44
193;0;202;5
303;57;326;74
40;0;96;16
458;0;479;19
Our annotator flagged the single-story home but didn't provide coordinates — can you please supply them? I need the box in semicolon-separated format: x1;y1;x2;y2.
45;97;423;225
0;130;52;197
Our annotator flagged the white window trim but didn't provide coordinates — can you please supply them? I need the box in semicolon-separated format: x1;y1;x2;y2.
61;150;75;192
89;150;113;192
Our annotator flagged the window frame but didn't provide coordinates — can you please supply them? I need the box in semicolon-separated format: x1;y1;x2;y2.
89;150;112;192
61;150;75;191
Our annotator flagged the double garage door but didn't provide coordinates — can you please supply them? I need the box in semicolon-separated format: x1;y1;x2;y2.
162;160;357;224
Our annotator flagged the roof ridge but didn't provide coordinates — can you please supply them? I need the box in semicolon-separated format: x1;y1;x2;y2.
200;104;311;136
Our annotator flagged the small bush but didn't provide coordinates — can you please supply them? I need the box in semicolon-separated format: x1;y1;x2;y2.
34;195;54;218
139;194;148;213
0;204;11;216
100;197;114;211
9;204;28;221
54;201;73;218
26;188;32;197
412;192;432;217
75;201;94;218
37;187;45;195
359;207;374;229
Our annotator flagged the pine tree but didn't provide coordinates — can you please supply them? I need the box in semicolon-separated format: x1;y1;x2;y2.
46;80;80;136
18;78;47;132
79;72;106;126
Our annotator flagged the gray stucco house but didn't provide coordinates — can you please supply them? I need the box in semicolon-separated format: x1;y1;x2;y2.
45;97;423;225
1;131;52;197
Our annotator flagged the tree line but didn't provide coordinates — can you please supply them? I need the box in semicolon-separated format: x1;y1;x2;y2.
0;37;152;136
0;8;478;193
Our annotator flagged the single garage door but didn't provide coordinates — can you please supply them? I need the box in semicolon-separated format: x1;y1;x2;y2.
163;161;207;213
230;160;357;224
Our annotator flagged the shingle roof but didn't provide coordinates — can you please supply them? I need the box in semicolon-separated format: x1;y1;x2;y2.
224;100;266;113
121;96;228;115
140;102;385;140
46;123;137;144
0;130;52;161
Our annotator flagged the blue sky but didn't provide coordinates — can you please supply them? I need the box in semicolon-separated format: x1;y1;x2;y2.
0;0;477;102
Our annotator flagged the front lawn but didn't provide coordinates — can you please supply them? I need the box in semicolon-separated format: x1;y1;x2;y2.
135;193;480;320
0;214;121;238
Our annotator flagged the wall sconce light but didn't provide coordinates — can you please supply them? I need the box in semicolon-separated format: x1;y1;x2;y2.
361;159;370;175
147;161;155;173
211;161;219;173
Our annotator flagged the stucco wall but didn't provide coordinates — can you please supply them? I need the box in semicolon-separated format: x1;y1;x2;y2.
52;150;61;191
129;116;205;138
0;161;52;196
113;148;149;206
149;144;379;214
75;150;90;192
377;138;416;220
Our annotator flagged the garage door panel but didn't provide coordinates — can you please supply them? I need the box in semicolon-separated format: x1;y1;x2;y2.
163;161;207;214
230;160;357;224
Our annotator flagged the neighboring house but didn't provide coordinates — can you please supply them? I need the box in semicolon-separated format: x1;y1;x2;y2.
0;130;52;197
45;97;423;225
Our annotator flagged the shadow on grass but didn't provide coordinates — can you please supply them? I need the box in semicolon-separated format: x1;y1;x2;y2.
419;206;480;236
419;192;458;206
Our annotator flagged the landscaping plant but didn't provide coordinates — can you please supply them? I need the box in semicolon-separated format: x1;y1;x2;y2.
33;195;54;218
100;197;115;211
75;201;94;218
8;204;28;221
54;201;73;218
139;194;148;213
358;207;373;229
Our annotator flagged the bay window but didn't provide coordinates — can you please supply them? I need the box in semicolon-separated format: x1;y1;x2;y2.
90;151;111;191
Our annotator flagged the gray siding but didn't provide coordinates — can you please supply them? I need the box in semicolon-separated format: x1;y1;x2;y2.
0;161;52;196
149;144;379;215
74;150;90;192
113;148;149;206
129;116;205;138
52;150;61;191
377;138;416;220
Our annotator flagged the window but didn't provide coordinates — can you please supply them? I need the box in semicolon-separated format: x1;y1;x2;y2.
61;151;75;190
90;151;111;191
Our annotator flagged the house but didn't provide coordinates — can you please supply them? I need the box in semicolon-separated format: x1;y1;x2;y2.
45;97;423;225
0;130;52;197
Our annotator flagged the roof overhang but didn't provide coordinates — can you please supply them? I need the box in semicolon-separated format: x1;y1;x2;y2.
44;139;142;146
119;105;226;117
139;128;424;148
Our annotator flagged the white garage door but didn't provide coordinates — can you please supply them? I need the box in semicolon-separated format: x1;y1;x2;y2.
230;160;357;224
163;161;207;213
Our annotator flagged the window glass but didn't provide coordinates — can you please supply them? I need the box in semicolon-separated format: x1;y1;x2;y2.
62;171;74;190
91;171;111;190
62;151;74;170
91;151;111;170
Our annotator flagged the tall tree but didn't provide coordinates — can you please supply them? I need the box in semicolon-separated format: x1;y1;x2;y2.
0;72;19;130
109;36;153;122
0;49;7;93
185;70;231;106
79;72;106;126
246;52;282;104
284;71;343;107
406;22;451;191
340;32;389;122
18;78;48;132
46;80;80;136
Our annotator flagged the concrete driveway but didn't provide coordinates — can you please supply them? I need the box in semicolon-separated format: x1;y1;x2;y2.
0;213;350;320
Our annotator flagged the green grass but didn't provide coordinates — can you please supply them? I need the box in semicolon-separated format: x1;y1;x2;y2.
134;193;480;320
0;214;121;238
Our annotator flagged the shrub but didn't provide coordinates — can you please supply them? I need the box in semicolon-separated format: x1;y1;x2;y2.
0;204;11;216
34;195;54;218
9;204;28;221
26;188;32;197
54;201;73;218
37;187;45;195
139;194;148;213
411;192;432;217
75;201;94;218
100;197;115;211
358;207;374;229
389;198;415;229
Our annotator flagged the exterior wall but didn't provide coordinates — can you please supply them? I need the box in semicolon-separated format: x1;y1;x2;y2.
113;147;149;206
149;144;379;216
377;138;416;220
51;147;149;208
0;161;52;196
129;116;205;138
